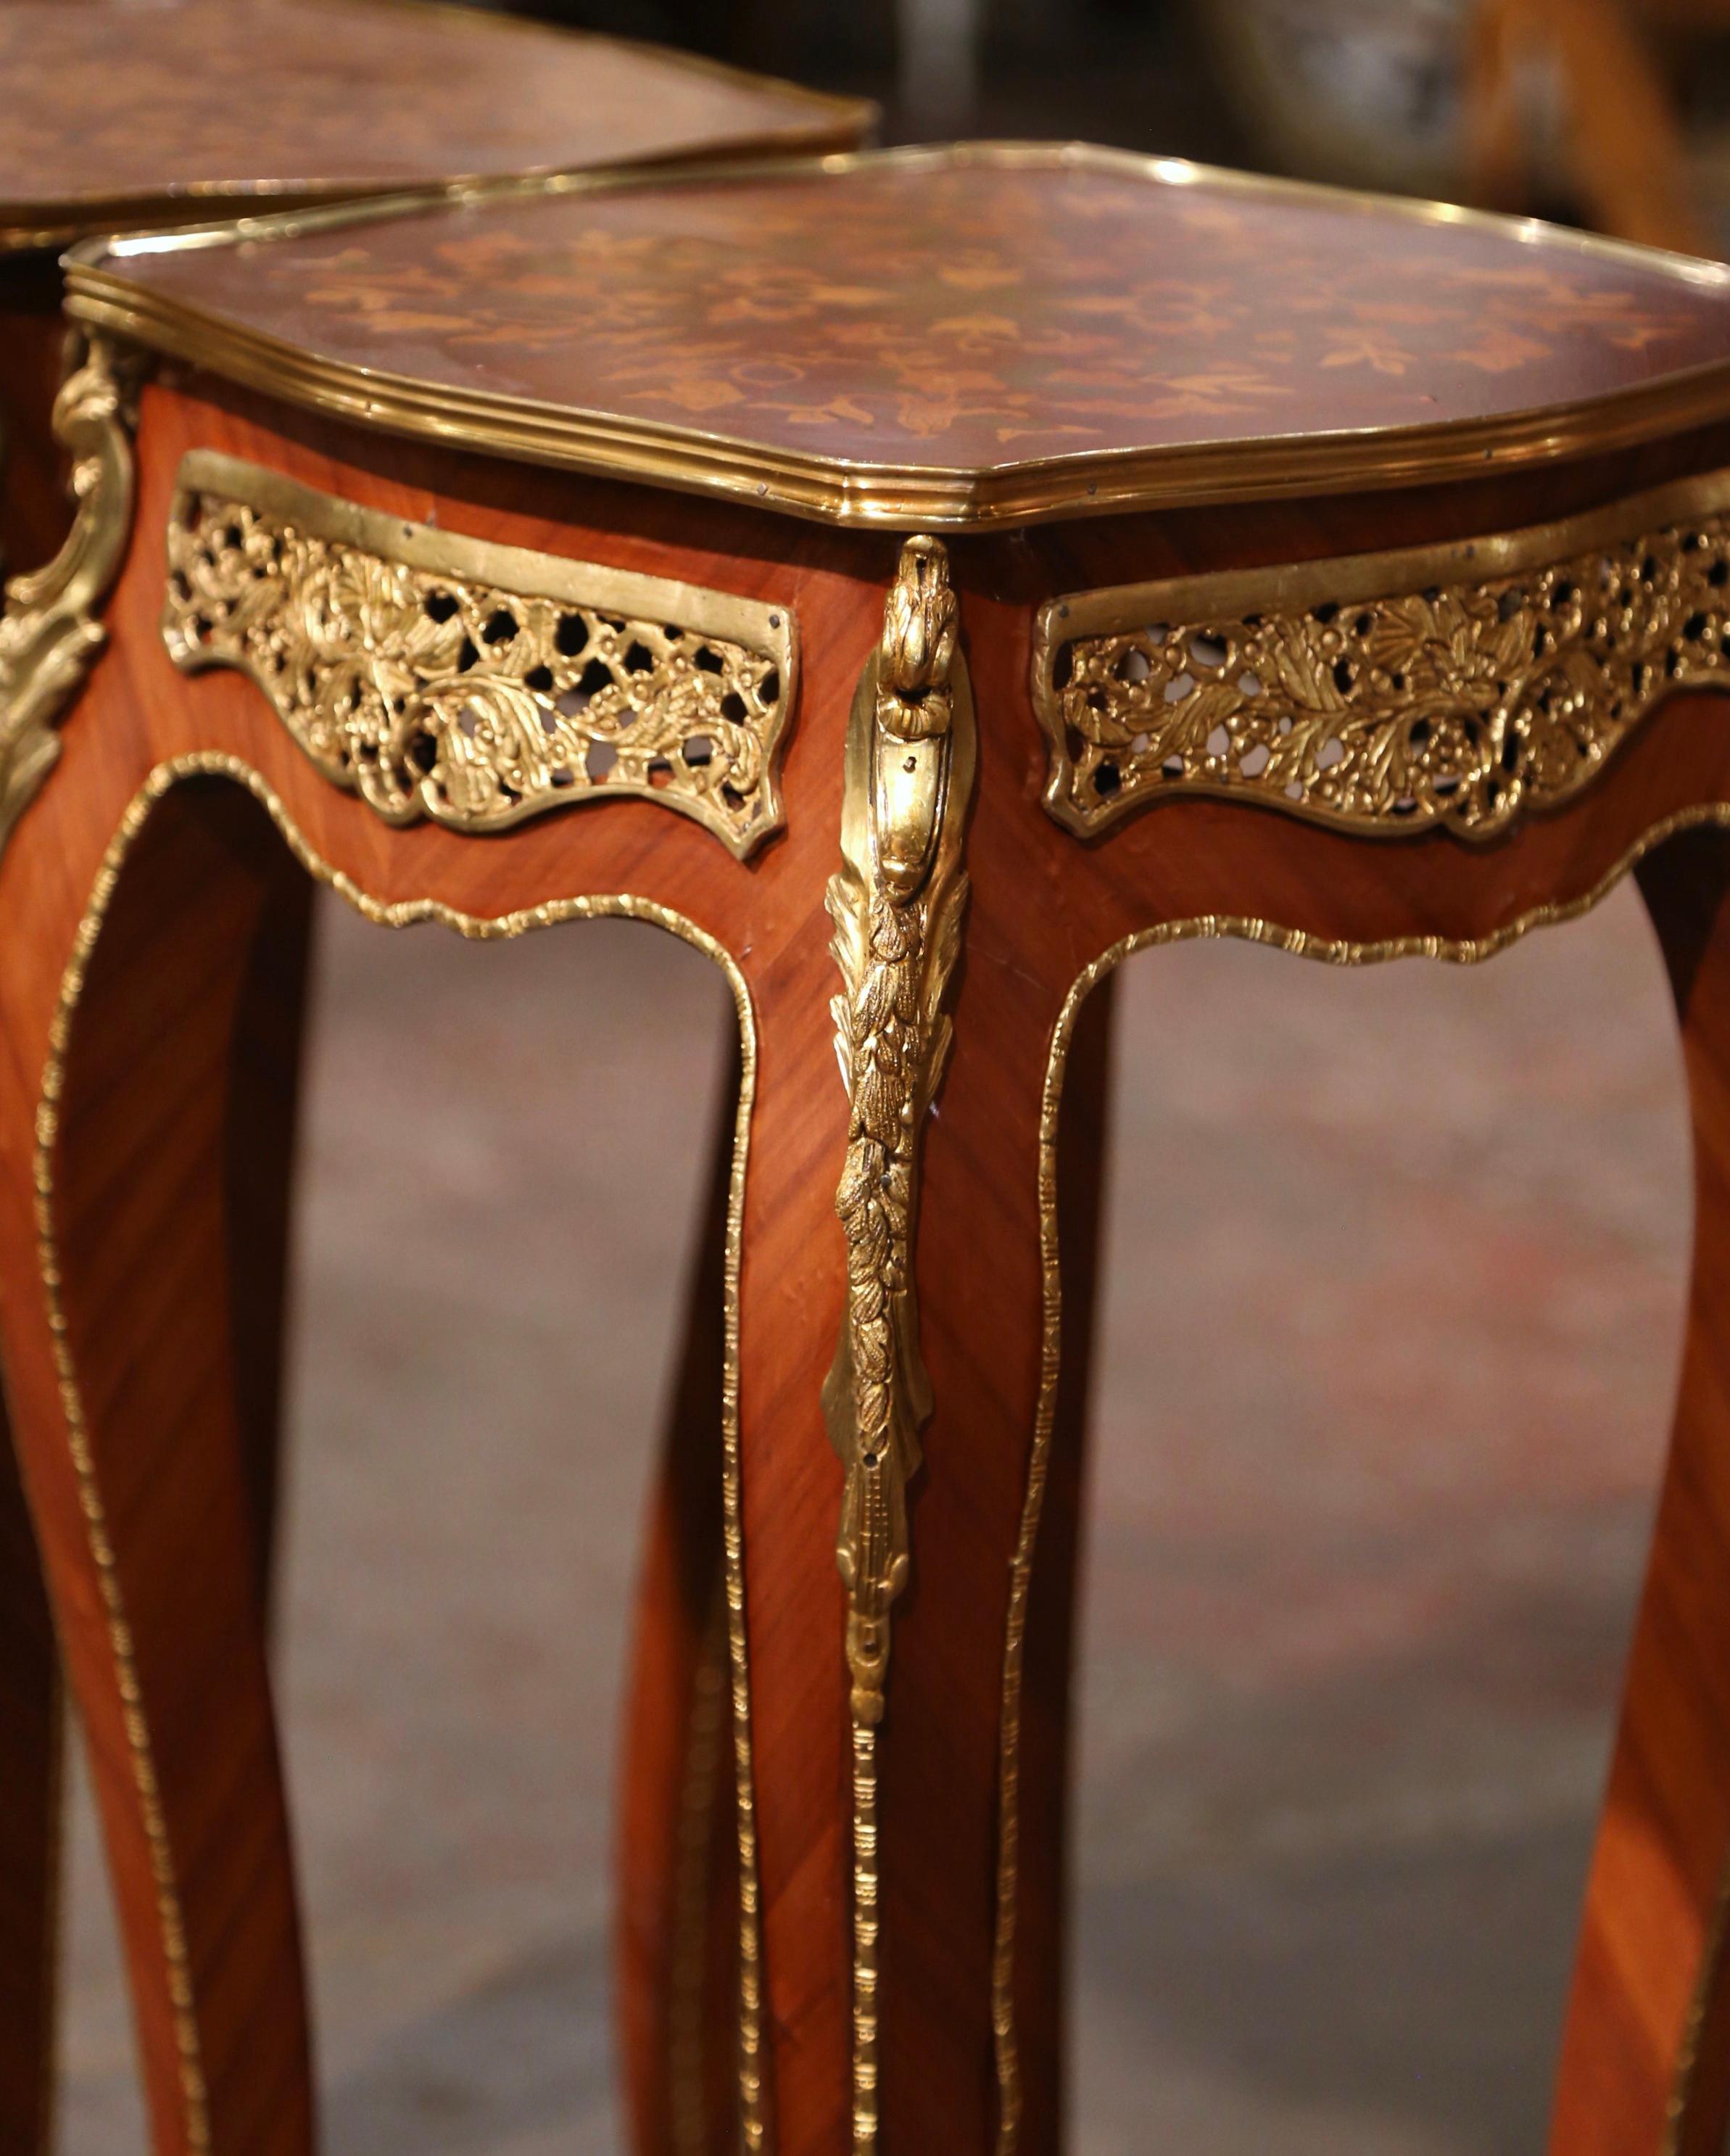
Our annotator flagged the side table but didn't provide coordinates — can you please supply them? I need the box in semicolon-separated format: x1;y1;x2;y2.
0;14;868;2147
7;142;1730;2154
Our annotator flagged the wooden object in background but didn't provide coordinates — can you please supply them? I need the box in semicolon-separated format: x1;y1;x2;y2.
1465;0;1713;255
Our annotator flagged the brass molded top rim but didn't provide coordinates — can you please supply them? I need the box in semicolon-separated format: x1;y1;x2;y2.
0;7;874;255
64;140;1730;532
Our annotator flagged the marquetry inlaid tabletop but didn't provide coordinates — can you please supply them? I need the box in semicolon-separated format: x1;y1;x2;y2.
0;0;869;251
65;141;1730;527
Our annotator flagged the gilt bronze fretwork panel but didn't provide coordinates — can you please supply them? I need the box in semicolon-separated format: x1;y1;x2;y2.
162;453;795;857
1035;471;1730;843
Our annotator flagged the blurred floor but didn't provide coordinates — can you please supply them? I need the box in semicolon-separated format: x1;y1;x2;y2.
57;871;1689;2153
1073;883;1684;2154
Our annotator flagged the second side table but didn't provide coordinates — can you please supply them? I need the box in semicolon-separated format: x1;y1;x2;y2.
0;0;871;572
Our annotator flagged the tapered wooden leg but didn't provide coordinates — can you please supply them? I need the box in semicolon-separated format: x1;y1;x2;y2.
1552;824;1730;2154
0;789;308;2156
0;789;310;2156
7;777;314;2156
618;1034;745;2156
0;1390;57;2156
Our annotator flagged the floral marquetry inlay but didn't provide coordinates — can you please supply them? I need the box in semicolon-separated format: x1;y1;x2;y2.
73;146;1730;525
162;453;795;857
1035;475;1730;842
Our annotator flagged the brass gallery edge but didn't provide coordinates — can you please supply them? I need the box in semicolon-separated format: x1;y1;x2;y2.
0;336;142;858
64;142;1730;532
1037;465;1730;843
37;749;770;2149
824;534;977;2152
162;452;797;859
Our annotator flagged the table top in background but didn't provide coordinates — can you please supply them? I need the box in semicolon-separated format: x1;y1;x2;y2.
0;0;871;251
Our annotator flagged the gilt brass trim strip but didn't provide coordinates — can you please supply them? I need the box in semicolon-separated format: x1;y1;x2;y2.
825;536;976;2149
991;796;1730;2153
162;453;797;859
41;751;769;2149
61;141;1730;532
0;335;142;859
1035;467;1730;843
850;1717;882;2151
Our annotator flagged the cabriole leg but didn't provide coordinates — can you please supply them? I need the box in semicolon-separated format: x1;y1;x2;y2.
15;777;314;2156
1555;823;1730;2154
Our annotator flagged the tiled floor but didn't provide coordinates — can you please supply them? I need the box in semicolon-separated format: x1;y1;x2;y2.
58;873;1691;2153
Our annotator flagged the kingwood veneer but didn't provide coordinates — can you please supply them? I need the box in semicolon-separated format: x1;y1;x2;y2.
4;140;1730;2154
